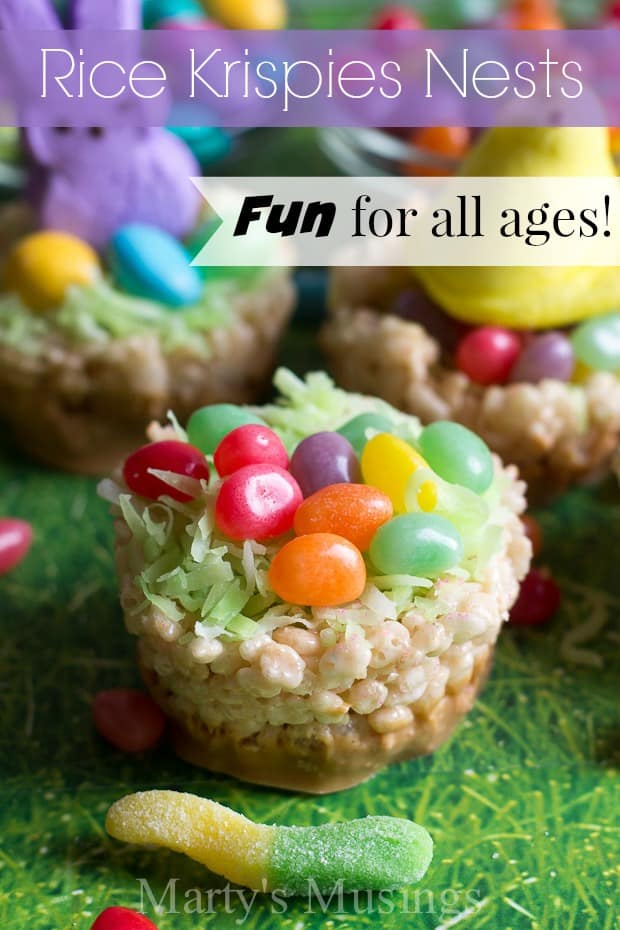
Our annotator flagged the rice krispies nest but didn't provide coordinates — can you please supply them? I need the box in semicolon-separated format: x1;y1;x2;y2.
322;267;620;501
104;372;531;793
0;271;294;474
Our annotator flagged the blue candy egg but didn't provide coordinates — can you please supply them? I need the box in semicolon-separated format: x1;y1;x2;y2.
110;223;203;307
142;0;203;28
169;126;232;166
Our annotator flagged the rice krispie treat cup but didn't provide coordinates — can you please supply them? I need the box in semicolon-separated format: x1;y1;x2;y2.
100;370;531;793
322;128;620;500
0;0;294;475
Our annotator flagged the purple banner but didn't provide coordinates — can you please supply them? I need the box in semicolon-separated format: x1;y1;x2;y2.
0;29;619;127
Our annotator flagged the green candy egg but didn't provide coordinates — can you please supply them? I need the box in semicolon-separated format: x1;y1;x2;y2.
417;421;493;494
370;513;463;577
187;404;265;455
337;412;394;455
571;313;620;372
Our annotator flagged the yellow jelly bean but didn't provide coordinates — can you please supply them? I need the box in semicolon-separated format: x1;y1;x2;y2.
4;231;100;312
417;479;438;512
202;0;286;29
361;433;427;514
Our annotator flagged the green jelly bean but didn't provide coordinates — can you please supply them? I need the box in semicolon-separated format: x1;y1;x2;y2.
187;404;265;455
269;817;433;895
369;513;463;577
417;421;493;494
571;312;620;372
337;413;394;455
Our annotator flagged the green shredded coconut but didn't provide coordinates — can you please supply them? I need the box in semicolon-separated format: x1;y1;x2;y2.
0;270;271;356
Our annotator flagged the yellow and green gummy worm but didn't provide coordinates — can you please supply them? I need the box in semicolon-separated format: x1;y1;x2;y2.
106;790;433;895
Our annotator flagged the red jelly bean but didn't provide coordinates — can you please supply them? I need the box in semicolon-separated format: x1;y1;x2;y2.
456;326;522;385
90;907;159;930
371;4;423;28
509;569;561;627
269;533;367;607
215;464;302;542
0;518;33;575
608;0;620;21
521;514;543;558
93;689;165;753
214;424;289;476
123;440;209;502
294;483;393;551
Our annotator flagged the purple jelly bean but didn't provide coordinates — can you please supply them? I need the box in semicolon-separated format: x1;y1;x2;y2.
391;289;467;353
290;432;361;498
509;331;575;384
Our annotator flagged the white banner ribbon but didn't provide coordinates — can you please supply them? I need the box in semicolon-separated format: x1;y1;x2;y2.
191;176;620;267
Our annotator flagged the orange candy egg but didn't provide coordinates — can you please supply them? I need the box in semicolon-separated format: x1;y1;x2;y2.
268;533;367;607
294;483;393;551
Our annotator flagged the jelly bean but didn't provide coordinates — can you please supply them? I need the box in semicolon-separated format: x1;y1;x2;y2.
371;5;424;28
414;126;471;159
361;433;426;513
214;424;289;476
337;412;394;455
91;908;159;930
187;405;265;455
456;326;522;385
0;518;33;576
449;0;501;24
268;533;366;607
417;479;438;512
405;126;471;177
521;514;543;557
123;440;209;502
4;231;100;312
93;690;166;753
607;1;620;23
417;421;494;494
294;484;393;551
142;0;203;28
509;331;574;383
109;223;202;307
508;0;563;29
290;432;360;498
571;313;620;372
201;0;286;29
509;568;561;626
215;464;302;541
369;513;463;577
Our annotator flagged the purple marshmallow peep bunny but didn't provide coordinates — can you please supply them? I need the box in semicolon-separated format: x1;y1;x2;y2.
0;0;201;249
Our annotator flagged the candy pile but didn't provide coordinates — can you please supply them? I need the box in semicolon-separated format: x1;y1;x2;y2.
121;401;496;611
452;314;620;387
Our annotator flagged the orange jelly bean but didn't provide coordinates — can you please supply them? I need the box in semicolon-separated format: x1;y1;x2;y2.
406;126;471;177
294;483;393;551
268;533;367;607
